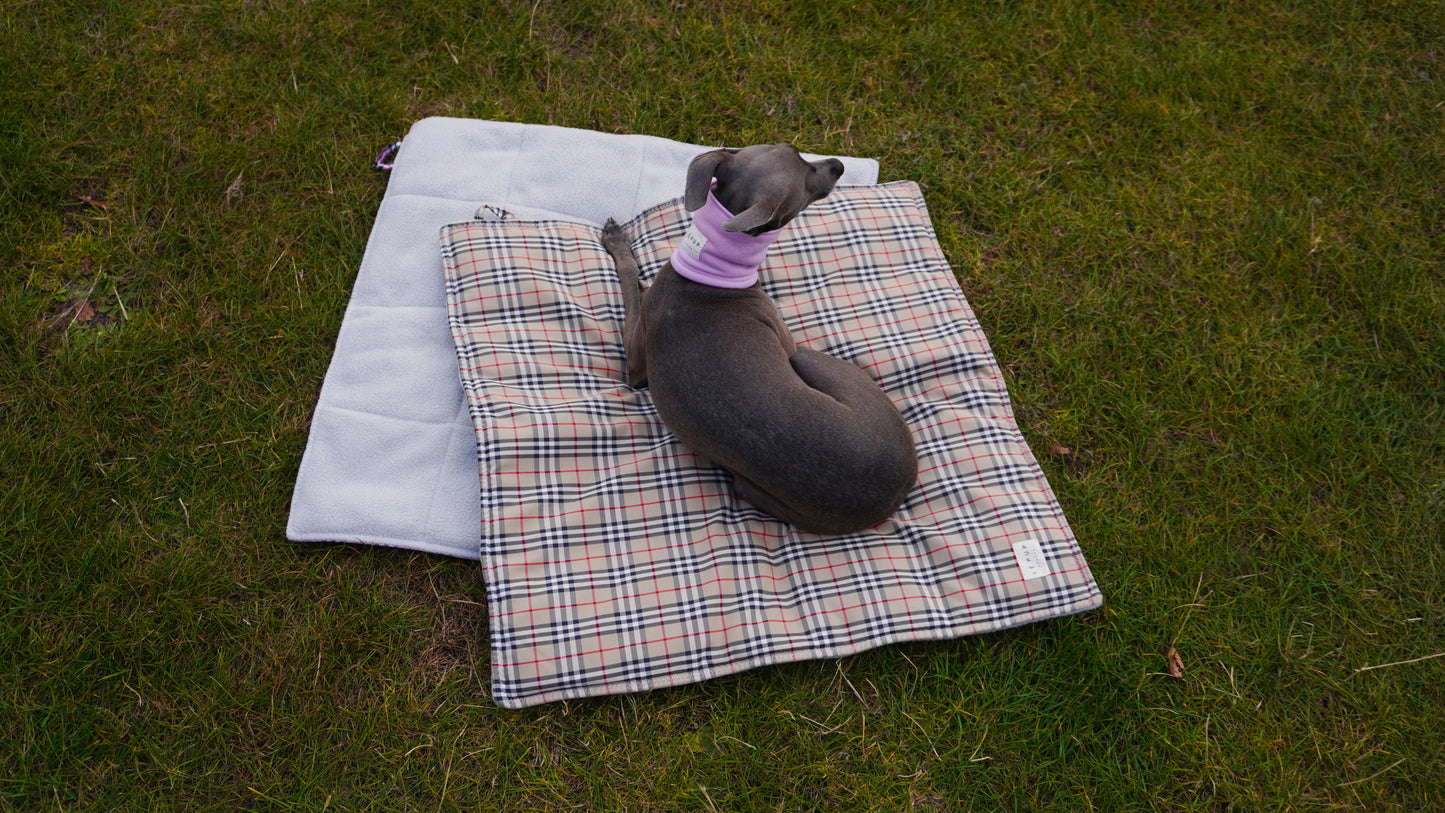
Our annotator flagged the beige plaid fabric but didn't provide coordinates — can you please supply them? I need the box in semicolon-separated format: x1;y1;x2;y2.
440;182;1101;709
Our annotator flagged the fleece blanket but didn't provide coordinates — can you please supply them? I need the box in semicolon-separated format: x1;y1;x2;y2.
439;183;1101;708
286;118;879;559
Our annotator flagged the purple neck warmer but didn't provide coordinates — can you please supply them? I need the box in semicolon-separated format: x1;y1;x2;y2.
669;189;783;289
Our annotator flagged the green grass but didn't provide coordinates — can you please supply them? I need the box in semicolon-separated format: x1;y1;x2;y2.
3;0;1442;808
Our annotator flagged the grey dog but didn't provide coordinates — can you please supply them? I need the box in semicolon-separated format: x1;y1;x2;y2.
601;144;917;534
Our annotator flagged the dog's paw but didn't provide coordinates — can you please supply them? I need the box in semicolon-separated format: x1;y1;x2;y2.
601;219;631;252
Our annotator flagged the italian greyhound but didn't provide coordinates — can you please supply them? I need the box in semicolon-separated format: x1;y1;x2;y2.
601;144;917;534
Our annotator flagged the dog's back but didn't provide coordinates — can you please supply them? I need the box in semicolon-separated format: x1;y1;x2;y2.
643;267;917;534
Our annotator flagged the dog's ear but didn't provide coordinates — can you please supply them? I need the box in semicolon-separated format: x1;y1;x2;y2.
722;197;782;233
685;149;736;211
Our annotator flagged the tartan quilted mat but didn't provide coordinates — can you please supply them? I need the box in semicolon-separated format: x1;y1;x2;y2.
440;182;1101;708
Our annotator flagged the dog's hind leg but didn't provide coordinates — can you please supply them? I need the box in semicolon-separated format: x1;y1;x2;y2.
601;219;649;388
728;471;830;533
788;348;918;518
730;469;888;536
789;349;909;432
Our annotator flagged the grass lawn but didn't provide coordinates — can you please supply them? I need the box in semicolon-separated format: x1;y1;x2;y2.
3;0;1442;809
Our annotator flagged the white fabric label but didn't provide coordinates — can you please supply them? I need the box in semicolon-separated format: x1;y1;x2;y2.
680;225;707;259
1012;538;1052;581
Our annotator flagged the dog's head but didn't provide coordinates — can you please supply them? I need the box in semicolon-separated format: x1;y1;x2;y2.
685;144;845;236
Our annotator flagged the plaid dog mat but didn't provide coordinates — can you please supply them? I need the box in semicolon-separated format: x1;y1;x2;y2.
440;182;1101;708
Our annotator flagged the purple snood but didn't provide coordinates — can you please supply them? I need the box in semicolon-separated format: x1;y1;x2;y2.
669;189;783;289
